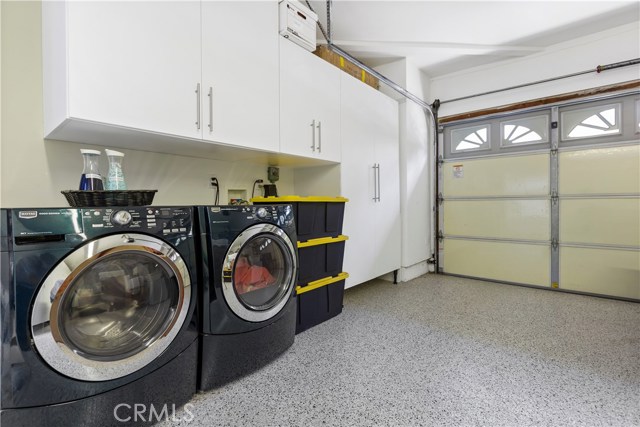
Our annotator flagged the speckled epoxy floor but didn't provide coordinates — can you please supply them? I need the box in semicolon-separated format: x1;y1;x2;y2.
159;274;640;426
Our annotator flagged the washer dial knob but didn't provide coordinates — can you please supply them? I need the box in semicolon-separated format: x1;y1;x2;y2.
111;210;132;226
256;207;267;219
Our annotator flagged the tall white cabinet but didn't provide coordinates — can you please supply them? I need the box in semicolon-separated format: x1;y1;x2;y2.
43;1;280;153
340;74;401;288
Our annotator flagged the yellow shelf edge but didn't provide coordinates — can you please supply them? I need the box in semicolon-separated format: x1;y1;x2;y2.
296;272;349;295
297;235;349;248
251;195;349;203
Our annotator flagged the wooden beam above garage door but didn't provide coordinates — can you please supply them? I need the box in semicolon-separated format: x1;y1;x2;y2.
439;80;640;124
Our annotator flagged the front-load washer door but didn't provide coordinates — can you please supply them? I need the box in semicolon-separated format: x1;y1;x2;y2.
31;233;191;382
222;224;297;322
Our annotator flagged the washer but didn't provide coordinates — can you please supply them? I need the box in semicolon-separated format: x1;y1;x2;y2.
0;207;198;426
197;205;298;390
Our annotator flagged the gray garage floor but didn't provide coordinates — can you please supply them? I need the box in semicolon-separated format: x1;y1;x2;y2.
161;274;640;426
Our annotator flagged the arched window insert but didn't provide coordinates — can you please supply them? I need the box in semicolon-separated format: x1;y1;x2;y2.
450;124;490;153
561;103;622;141
500;115;549;147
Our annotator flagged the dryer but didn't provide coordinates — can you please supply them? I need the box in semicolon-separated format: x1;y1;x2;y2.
0;207;198;426
197;205;298;390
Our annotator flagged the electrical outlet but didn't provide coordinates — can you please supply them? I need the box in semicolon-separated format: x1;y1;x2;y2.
267;166;279;183
209;177;218;188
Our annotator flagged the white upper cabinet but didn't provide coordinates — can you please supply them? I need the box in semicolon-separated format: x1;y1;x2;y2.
201;2;279;152
279;39;341;162
44;1;202;140
43;1;280;155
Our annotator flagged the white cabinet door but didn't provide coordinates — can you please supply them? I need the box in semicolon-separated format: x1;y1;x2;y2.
280;39;341;162
201;2;279;152
371;93;401;279
64;1;202;139
340;86;377;287
340;74;400;288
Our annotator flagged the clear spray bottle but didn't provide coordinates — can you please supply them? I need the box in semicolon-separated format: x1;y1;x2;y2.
105;149;127;190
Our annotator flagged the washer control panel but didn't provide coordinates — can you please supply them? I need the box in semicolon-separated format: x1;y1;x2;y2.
82;207;192;235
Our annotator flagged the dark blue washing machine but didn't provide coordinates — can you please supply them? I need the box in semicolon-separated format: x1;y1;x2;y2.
197;205;298;390
0;207;199;426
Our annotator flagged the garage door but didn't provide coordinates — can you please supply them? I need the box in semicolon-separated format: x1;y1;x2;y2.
438;92;639;301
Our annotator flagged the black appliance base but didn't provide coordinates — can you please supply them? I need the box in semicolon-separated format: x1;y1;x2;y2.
198;300;296;391
1;340;198;427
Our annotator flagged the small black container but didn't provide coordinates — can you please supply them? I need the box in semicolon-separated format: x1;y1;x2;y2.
296;273;347;334
297;236;347;286
251;196;347;242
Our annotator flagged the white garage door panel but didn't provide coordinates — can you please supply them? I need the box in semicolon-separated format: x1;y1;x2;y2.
444;200;550;241
443;239;550;286
559;145;640;195
560;247;640;299
560;199;640;246
443;154;550;197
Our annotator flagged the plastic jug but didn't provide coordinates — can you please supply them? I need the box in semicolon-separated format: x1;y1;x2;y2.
79;149;104;190
105;149;127;190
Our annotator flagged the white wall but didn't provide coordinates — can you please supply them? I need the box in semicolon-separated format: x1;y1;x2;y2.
0;1;294;208
431;22;640;118
375;59;433;281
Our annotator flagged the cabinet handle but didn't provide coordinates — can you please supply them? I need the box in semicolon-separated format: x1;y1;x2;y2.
195;83;201;130
377;163;381;202
208;86;213;132
310;120;316;152
316;121;322;153
372;164;378;202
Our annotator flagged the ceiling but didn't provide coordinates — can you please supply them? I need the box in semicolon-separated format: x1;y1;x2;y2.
306;1;640;78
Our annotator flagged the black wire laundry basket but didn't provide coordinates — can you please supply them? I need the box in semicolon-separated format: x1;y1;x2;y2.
61;190;157;207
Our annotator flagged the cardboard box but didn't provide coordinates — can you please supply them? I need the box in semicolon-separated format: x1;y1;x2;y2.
313;45;380;90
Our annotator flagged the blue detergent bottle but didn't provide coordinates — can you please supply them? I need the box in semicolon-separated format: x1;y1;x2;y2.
79;149;104;190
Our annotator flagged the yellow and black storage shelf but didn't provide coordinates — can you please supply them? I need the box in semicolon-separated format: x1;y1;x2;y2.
297;235;348;285
251;195;349;333
251;196;348;242
296;273;349;334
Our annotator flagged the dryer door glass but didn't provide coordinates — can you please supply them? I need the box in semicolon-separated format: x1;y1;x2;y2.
234;235;289;310
31;233;192;382
222;224;297;322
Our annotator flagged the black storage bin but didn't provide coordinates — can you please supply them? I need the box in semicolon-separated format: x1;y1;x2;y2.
296;273;348;334
297;236;347;286
251;196;347;242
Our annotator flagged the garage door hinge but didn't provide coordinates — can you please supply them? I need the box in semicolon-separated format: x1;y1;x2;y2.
551;121;558;129
437;230;444;241
551;238;559;250
437;192;444;204
437;155;444;166
551;190;559;204
550;148;558;156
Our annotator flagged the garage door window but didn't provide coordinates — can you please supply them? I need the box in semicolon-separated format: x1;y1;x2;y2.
561;103;621;141
500;115;549;147
451;124;490;153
